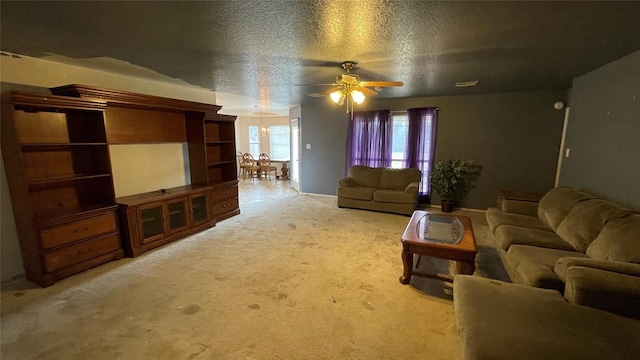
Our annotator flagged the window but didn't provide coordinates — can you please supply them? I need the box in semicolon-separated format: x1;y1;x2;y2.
390;114;408;168
269;125;290;160
248;126;260;157
405;107;438;196
346;108;438;198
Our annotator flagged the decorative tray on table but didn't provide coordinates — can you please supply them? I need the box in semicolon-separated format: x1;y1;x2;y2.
416;214;464;244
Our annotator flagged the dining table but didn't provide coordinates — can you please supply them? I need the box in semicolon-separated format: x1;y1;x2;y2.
270;159;290;180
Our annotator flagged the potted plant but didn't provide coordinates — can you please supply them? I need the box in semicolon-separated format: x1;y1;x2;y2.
430;158;480;212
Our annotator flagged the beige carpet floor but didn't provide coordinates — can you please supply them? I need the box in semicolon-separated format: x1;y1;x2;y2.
1;179;508;359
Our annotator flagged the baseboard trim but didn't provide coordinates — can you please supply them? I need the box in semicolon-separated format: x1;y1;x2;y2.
300;192;337;198
1;272;25;285
423;204;486;213
301;194;487;213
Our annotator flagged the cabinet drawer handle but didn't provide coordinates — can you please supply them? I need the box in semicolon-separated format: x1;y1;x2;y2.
74;226;91;233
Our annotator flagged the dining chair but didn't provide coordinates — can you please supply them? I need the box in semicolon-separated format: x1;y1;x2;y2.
258;153;278;179
237;151;245;177
242;153;260;179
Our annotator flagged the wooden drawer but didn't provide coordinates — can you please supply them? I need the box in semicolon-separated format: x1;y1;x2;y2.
210;185;238;201
43;233;121;273
212;197;239;216
39;213;118;249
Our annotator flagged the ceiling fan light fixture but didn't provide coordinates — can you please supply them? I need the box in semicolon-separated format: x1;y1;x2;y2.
351;90;365;104
330;90;344;104
298;61;402;115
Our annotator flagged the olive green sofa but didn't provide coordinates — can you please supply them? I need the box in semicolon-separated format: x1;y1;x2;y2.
485;186;640;314
337;165;421;216
452;186;640;360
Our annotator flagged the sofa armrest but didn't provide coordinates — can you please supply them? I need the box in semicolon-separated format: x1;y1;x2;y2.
338;177;356;188
555;257;640;282
564;266;640;319
404;181;420;195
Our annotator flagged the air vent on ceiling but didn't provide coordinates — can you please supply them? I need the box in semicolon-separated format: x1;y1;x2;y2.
455;81;479;88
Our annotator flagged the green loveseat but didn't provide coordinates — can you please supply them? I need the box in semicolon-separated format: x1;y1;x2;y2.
337;165;421;216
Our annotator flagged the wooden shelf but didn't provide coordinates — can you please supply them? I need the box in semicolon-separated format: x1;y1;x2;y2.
2;93;121;287
207;160;235;167
206;141;234;145
33;204;118;225
3;85;240;287
21;143;108;148
27;173;112;187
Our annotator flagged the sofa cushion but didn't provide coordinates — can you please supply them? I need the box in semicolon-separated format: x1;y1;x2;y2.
507;245;587;291
556;198;632;253
495;225;575;252
586;214;640;263
372;189;416;204
564;266;640;320
554;257;640;283
379;167;421;191
347;165;382;188
486;207;550;234
336;186;376;201
537;186;594;231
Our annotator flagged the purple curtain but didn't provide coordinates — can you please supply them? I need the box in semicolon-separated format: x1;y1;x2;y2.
345;110;392;172
405;107;439;198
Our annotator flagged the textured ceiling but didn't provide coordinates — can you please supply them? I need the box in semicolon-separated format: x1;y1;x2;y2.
2;1;640;115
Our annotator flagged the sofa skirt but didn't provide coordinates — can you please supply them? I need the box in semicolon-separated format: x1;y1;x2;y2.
337;197;415;216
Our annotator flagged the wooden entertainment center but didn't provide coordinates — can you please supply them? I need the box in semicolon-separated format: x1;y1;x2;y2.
1;85;240;287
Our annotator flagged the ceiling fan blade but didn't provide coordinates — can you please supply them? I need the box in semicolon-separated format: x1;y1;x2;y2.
359;81;404;87
354;86;379;97
295;83;338;86
308;87;341;97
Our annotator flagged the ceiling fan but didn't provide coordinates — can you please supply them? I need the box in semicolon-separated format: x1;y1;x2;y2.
298;61;403;113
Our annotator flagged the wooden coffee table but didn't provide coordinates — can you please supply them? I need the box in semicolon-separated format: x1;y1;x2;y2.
399;210;477;284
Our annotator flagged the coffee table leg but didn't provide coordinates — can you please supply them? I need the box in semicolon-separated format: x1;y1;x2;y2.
399;244;413;284
455;260;476;275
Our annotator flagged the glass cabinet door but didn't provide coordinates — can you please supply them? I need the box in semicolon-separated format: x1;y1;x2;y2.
190;193;209;225
139;203;165;243
167;199;188;233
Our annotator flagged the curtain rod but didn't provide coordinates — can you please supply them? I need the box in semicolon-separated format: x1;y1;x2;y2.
405;107;440;111
391;107;440;114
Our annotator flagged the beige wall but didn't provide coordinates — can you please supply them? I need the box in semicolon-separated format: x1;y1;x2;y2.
0;54;217;103
0;55;221;281
109;144;190;198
